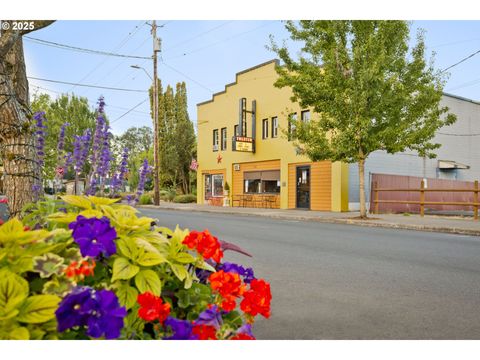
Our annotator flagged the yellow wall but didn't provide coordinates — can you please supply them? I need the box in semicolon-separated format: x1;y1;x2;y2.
196;59;349;211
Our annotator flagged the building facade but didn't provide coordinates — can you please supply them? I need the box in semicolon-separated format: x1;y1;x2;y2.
196;60;349;211
348;93;480;210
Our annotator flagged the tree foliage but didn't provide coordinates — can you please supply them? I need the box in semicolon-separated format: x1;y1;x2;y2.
149;80;196;193
271;20;457;217
31;94;97;181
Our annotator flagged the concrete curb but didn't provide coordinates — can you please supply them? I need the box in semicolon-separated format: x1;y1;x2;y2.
137;205;480;237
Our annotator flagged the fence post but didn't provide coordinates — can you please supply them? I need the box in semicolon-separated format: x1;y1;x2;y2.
420;180;425;217
374;181;379;214
474;180;479;221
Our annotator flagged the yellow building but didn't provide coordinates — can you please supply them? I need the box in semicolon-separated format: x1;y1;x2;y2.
196;59;349;211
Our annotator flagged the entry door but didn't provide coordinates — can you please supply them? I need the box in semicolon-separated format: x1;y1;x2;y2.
296;166;310;209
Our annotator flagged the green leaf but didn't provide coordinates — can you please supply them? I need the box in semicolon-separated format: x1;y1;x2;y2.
195;261;216;273
46;212;78;224
9;327;30;340
116;237;140;261
60;195;92;209
16;295;61;323
0;272;29;314
115;283;139;309
0;218;24;243
170;263;188;281
32;253;65;278
135;250;167;267
174;252;195;264
134;270;162;296
87;196;120;205
111;257;140;282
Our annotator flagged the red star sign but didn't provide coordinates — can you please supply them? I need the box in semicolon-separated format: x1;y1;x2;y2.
217;154;223;164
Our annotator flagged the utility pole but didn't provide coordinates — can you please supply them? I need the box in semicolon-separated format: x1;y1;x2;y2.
151;20;160;206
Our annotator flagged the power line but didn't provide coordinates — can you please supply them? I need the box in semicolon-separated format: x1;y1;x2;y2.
111;99;149;124
441;48;480;73
163;21;234;52
24;35;151;60
445;77;480;91
28;76;148;93
30;84;150;115
160;60;213;93
163;21;276;61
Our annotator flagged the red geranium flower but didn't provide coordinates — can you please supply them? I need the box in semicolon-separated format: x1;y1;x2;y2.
240;279;272;319
231;333;255;340
182;230;223;263
137;292;171;323
208;270;246;311
65;259;96;279
192;324;217;340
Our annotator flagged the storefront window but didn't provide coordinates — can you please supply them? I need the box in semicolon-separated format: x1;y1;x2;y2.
205;174;224;198
243;170;280;194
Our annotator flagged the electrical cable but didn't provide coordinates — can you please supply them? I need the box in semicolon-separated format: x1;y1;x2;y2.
28;77;148;93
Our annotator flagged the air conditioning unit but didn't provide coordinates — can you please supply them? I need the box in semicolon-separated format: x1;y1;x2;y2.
233;164;240;171
213;144;219;151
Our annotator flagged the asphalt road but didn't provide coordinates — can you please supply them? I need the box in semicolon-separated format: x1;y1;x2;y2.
139;208;480;340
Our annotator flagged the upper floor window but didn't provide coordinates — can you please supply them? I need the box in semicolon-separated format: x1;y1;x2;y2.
288;113;297;141
234;124;239;137
271;117;278;138
213;129;219;151
221;127;227;151
301;110;310;122
262;119;269;139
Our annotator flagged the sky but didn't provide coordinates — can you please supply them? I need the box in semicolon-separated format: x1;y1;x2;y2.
23;20;480;135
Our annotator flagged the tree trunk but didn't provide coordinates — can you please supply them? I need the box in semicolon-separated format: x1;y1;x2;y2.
0;21;54;217
358;157;367;219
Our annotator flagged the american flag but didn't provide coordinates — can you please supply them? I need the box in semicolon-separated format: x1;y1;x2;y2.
190;159;199;171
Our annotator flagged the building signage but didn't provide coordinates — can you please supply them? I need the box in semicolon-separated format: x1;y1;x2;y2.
235;136;254;152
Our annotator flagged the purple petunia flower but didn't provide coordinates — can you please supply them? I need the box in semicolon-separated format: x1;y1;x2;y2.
163;317;197;340
194;305;223;329
55;287;98;332
86;289;128;339
219;262;256;284
68;215;117;258
55;287;126;339
236;323;254;338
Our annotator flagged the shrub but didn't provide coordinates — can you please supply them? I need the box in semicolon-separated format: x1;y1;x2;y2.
173;194;197;203
138;194;153;205
0;195;271;340
160;189;176;202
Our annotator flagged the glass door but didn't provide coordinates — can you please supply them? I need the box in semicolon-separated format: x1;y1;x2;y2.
296;166;310;209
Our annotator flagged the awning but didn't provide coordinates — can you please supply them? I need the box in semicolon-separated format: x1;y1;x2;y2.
244;171;262;180
260;170;280;181
437;160;470;170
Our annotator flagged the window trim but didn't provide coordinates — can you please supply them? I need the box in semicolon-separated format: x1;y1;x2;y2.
288;113;297;141
213;129;219;151
262;119;269;139
301;110;310;122
221;127;227;151
271;116;278;138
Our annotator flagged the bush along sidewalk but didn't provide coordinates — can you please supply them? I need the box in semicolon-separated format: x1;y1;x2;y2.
0;195;271;340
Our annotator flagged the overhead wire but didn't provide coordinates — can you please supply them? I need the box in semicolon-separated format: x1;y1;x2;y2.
28;76;148;93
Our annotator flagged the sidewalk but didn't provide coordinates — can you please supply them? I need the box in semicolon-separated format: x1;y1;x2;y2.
138;203;480;237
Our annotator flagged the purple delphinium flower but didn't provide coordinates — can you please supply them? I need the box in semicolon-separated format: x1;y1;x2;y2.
219;262;256;284
68;215;117;258
64;152;73;172
135;158;151;203
33;111;47;167
194;305;223;329
57;122;70;153
73;135;84;175
86;289;128;339
55;287;126;339
163;317;197;340
55;287;98;332
97;123;112;179
111;147;129;195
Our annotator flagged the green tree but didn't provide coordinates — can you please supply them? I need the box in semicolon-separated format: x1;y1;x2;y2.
31;93;96;182
271;20;457;218
174;82;196;194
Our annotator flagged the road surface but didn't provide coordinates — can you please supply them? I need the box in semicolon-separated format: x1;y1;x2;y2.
139;208;480;339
